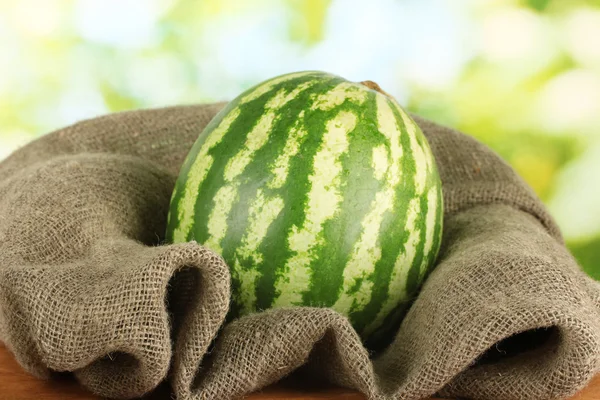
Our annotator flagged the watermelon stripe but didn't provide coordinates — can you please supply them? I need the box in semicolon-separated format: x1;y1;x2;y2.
222;110;274;181
171;107;241;243
417;129;444;283
226;79;327;316
371;145;389;180
311;81;368;111
240;71;322;104
191;74;328;247
360;96;425;336
395;104;428;195
224;85;313;182
420;182;444;284
301;93;381;309
432;183;444;263
419;185;439;280
166;100;243;240
203;79;319;253
343;96;418;334
405;193;429;296
389;99;429;296
332;92;404;316
228;77;335;313
272;110;357;307
362;197;421;337
265;80;317;112
253;76;347;311
233;189;285;314
203;110;277;253
219;77;328;315
189;104;264;245
267;112;309;189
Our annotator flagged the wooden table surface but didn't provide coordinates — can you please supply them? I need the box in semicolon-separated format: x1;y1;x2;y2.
1;344;598;400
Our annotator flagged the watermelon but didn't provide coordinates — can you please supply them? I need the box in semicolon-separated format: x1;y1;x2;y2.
166;71;443;342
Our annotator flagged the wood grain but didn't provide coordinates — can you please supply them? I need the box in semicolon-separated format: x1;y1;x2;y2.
1;344;598;399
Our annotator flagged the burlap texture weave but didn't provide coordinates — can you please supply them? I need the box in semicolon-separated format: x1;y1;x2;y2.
0;103;598;400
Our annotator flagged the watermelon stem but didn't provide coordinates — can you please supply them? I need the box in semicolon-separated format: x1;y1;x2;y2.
359;80;394;99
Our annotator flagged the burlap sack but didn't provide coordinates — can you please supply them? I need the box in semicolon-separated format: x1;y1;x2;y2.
0;103;598;400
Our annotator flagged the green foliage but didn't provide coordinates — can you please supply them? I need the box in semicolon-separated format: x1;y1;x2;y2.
288;0;333;44
524;0;552;12
569;238;600;280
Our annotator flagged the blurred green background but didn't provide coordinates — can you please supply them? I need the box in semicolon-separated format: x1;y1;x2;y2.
0;0;598;279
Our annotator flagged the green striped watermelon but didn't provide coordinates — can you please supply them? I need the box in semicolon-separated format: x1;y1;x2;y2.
166;71;443;343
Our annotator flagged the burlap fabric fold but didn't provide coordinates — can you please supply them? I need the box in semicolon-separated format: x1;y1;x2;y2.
0;103;599;400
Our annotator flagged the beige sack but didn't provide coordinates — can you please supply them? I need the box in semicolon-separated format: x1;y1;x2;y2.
0;103;598;400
